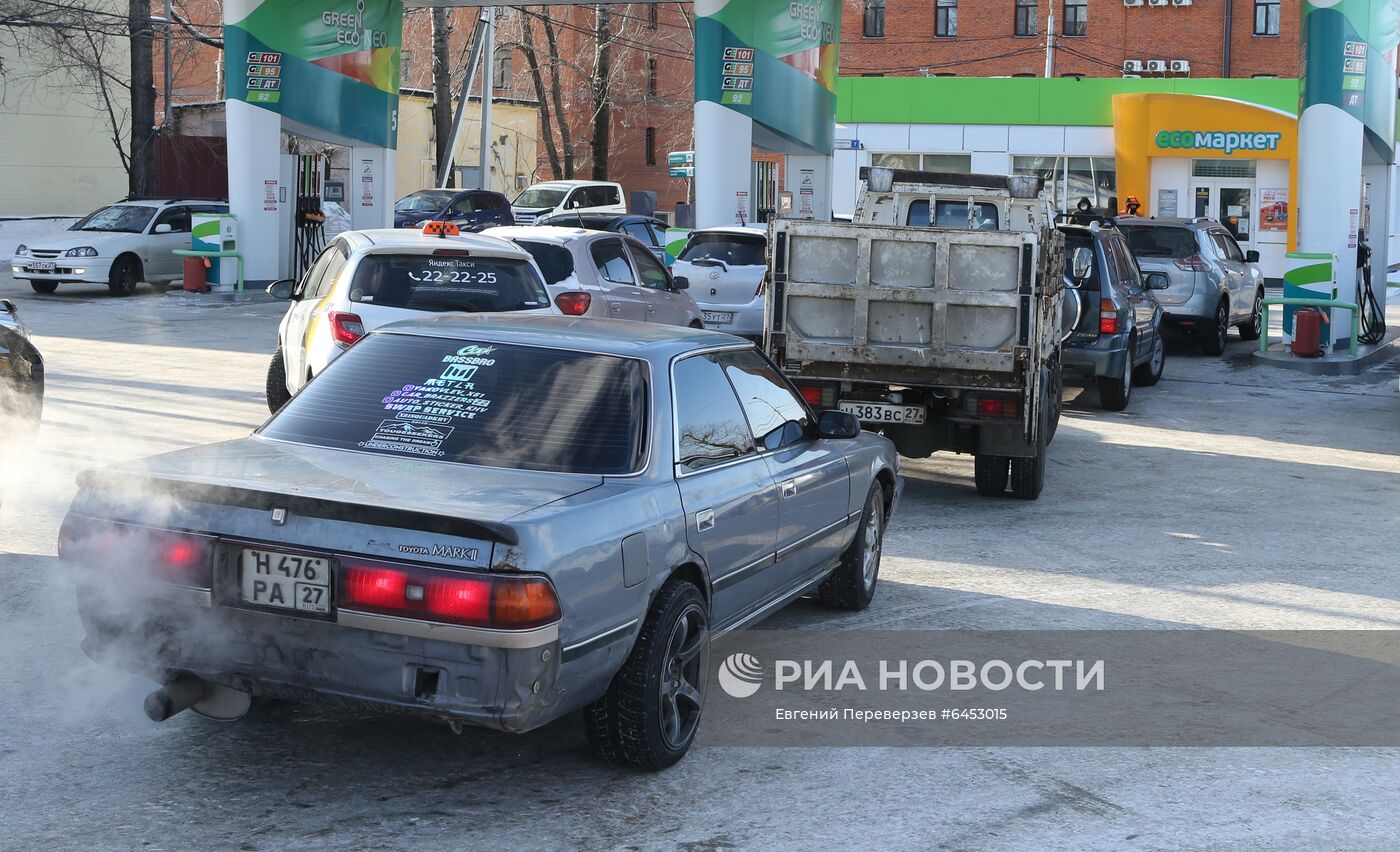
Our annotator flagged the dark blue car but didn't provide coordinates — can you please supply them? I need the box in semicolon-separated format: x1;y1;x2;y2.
393;188;514;230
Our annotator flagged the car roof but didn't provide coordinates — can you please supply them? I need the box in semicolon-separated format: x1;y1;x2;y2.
343;229;534;258
689;225;767;238
1115;216;1214;229
112;198;225;207
480;225;599;244
523;180;620;189
375;313;746;358
538;213;658;227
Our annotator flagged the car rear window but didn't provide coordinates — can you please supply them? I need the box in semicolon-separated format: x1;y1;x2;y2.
907;200;1000;230
1120;225;1197;259
261;334;648;475
678;233;766;266
348;254;550;312
512;240;575;285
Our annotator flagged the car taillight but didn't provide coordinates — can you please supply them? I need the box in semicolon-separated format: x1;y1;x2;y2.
1174;254;1211;272
340;560;560;629
798;385;824;406
57;515;213;587
966;395;1020;418
554;292;592;316
1099;299;1119;334
328;311;365;346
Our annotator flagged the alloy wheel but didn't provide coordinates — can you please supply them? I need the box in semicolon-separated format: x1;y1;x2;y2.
862;495;883;592
658;603;707;750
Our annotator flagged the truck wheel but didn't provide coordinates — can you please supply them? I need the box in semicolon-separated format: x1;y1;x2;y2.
1096;360;1132;412
974;454;1009;496
1132;334;1165;387
107;255;141;297
1237;290;1263;341
1200;298;1229;356
818;483;886;610
585;580;709;770
29;281;57;294
1010;404;1048;501
266;350;292;413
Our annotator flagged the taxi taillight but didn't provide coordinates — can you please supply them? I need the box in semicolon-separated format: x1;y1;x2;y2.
329;311;365;346
340;560;560;629
554;292;592;316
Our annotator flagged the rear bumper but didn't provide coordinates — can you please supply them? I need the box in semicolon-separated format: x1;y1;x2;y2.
76;578;568;733
694;297;764;337
1061;334;1129;380
1158;289;1220;328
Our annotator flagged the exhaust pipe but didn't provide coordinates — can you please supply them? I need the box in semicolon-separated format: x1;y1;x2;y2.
144;675;206;722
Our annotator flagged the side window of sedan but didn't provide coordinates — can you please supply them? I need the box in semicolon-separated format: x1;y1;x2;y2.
591;239;637;285
312;242;349;298
628;240;672;289
717;349;812;451
153;206;192;233
622;222;654;244
674;354;756;472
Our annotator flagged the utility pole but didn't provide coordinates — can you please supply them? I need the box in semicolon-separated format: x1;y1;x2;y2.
476;6;496;191
431;7;453;185
1043;9;1056;79
436;10;488;187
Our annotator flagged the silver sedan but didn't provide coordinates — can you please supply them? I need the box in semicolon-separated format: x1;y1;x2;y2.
61;315;900;770
484;225;703;327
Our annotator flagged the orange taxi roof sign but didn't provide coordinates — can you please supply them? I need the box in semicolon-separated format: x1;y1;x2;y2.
422;220;460;237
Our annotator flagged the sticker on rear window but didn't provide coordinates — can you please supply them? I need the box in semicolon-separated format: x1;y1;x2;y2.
360;419;455;456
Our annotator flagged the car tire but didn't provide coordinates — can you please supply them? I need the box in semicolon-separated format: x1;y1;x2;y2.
29;281;58;294
1237;290;1263;341
1009;399;1049;501
1096;367;1131;411
817;483;886;610
266;349;292;413
1200;298;1229;355
584;579;709;771
107;255;140;297
974;454;1009;496
1132;333;1165;387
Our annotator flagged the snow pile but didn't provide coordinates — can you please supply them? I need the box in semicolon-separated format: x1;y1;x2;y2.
0;217;81;262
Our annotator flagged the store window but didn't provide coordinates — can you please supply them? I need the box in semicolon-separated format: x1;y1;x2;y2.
1015;0;1037;36
872;153;972;173
863;0;885;37
936;0;957;37
1013;155;1116;211
1062;0;1087;36
1254;0;1280;36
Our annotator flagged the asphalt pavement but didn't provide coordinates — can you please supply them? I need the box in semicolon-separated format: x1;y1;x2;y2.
2;273;1399;850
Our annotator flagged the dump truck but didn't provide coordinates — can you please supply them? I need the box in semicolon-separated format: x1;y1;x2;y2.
765;168;1070;500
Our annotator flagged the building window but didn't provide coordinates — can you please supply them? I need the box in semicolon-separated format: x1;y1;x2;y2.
647;58;657;96
1015;0;1037;36
936;0;957;37
493;49;512;88
863;0;885;37
1254;0;1280;35
872;153;972;173
645;127;656;166
1062;0;1087;36
1013;155;1116;210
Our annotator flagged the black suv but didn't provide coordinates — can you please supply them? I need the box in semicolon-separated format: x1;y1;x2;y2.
1058;218;1168;411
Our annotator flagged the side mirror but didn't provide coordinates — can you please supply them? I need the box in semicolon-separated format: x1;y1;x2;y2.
153;223;173;234
817;410;861;440
0;298;16;314
267;279;297;300
1245;249;1260;264
1071;246;1094;281
672;275;690;290
1145;272;1171;290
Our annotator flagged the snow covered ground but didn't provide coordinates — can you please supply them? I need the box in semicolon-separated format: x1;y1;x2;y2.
0;217;81;262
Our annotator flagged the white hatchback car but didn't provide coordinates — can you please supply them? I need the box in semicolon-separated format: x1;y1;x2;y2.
510;180;626;225
670;226;768;340
12;198;228;296
265;224;558;411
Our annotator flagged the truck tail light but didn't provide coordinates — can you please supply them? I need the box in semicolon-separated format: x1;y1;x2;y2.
966;395;1020;419
1099;299;1119;334
341;560;560;630
554;292;592;316
328;311;365;346
57;515;213;587
798;385;824;406
1174;254;1211;272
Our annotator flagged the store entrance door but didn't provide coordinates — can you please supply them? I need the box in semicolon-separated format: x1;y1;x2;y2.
1191;181;1255;252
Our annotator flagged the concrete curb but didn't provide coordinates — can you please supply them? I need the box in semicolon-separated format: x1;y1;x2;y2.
1252;328;1400;375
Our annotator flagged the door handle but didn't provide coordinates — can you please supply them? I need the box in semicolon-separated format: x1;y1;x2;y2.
781;479;797;499
696;509;715;533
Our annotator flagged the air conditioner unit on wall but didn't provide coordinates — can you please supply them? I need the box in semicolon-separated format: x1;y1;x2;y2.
1170;59;1191;74
1172;0;1192;5
1123;60;1144;73
1124;0;1144;6
1146;59;1167;73
1147;0;1168;6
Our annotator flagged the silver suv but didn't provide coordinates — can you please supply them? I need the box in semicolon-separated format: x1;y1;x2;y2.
1116;217;1265;355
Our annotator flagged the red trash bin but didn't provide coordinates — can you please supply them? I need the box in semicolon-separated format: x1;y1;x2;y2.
182;256;209;293
1291;307;1325;357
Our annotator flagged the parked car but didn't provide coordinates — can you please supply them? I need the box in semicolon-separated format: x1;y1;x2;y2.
511;180;626;225
1059;217;1168;411
483;225;703;328
393;188;514;231
532;212;669;262
11;198;228;296
1117;216;1265;355
264;224;557;411
671;226;768;341
61;315;901;769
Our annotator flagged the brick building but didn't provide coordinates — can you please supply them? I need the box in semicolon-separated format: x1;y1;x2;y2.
842;0;1299;79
